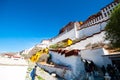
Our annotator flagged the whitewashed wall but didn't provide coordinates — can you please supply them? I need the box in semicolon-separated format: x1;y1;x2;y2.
49;51;85;80
51;28;76;44
37;63;72;80
50;17;108;45
66;31;105;50
50;1;119;46
77;21;107;39
80;48;112;67
78;24;100;38
100;21;108;30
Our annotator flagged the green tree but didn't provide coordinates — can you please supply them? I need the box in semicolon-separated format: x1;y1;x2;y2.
105;3;120;48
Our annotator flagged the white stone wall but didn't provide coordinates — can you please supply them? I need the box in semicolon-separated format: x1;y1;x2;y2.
49;51;85;80
50;1;119;46
51;20;107;45
37;63;72;80
51;27;76;44
66;31;105;50
80;48;112;67
77;21;107;39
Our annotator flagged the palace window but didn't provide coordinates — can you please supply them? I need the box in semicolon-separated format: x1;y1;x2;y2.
99;16;101;20
104;13;107;17
110;9;112;13
114;2;118;6
112;3;115;7
101;15;103;19
107;11;110;15
111;3;113;7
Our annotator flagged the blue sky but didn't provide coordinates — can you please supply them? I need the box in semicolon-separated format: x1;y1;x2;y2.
0;0;113;52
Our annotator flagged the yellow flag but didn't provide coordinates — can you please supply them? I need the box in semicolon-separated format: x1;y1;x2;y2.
67;39;73;46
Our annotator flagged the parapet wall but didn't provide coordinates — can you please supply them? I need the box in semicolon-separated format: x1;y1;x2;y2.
66;31;105;50
51;28;76;44
49;50;85;80
77;21;107;39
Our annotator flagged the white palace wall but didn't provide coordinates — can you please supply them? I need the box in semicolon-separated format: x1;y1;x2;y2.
77;21;107;39
80;48;112;67
41;2;119;79
66;31;105;50
51;27;76;44
49;51;85;80
50;1;119;46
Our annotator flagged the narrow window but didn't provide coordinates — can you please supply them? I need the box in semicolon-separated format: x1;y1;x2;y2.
104;13;107;17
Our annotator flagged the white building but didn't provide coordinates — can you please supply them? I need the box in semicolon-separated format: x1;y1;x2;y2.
37;1;120;79
50;1;119;46
50;22;80;44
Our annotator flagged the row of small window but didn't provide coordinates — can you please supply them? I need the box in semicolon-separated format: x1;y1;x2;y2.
88;15;104;25
104;9;113;17
102;2;118;12
80;2;118;27
102;2;119;17
81;15;104;27
103;3;118;17
96;2;118;19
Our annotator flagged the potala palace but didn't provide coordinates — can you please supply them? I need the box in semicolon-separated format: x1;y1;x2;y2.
21;0;120;80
